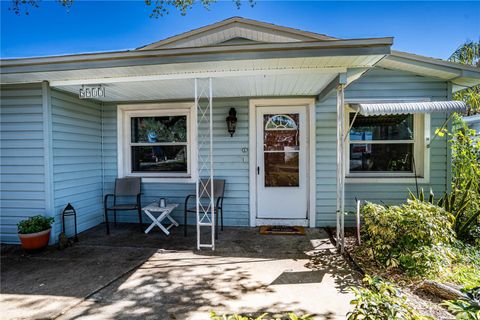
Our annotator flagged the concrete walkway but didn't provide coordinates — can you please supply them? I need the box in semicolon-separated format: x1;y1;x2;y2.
1;226;358;320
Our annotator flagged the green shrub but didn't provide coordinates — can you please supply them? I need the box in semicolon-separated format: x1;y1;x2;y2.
210;312;313;320
441;299;480;320
348;276;432;320
17;215;54;234
437;242;480;288
410;181;480;244
361;200;456;276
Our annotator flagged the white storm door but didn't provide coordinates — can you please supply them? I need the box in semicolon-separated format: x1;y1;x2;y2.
256;107;308;219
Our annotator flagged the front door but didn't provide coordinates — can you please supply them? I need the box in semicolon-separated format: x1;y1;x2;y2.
256;106;308;220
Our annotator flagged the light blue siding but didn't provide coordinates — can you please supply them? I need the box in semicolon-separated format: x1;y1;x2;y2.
464;116;480;134
0;67;455;242
315;68;450;226
0;84;47;243
315;96;338;226
102;99;250;226
471;123;480;132
317;68;450;226
345;68;449;209
51;90;103;240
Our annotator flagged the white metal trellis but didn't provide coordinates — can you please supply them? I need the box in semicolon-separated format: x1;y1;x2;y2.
195;78;215;250
336;84;346;253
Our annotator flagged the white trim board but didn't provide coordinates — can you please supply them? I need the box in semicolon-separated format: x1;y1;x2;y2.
255;219;309;227
116;102;198;183
344;99;431;184
42;81;55;243
248;98;316;228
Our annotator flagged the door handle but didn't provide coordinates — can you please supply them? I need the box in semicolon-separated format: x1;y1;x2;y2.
257;166;260;175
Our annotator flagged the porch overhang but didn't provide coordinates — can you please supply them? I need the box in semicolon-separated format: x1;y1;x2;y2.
0;37;392;101
49;64;349;101
2;58;388;102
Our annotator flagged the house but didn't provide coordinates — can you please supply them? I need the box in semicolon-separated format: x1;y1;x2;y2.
1;17;479;249
463;114;480;134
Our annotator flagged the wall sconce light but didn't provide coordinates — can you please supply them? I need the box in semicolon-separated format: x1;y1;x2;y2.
226;107;237;137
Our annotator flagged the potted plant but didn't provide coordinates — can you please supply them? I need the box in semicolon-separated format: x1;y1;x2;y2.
17;215;54;251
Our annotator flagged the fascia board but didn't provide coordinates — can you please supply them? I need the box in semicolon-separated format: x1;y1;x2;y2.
1;38;393;74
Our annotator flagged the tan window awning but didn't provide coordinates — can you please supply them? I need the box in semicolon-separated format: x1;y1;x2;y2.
350;101;466;116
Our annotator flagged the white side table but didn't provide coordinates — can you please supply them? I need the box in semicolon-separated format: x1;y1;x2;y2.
142;202;179;235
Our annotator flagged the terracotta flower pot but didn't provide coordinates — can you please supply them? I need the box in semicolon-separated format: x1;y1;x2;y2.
18;229;51;251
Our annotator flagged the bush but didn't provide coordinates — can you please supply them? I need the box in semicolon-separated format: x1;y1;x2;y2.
348;276;431;320
442;286;480;320
210;312;313;320
17;215;54;234
438;244;480;288
361;200;456;276
409;182;480;245
442;299;480;320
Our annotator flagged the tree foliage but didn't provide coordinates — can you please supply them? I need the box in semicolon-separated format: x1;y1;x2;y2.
449;41;480;67
449;41;480;115
9;0;255;17
145;0;255;18
412;116;480;245
449;116;480;245
10;0;73;15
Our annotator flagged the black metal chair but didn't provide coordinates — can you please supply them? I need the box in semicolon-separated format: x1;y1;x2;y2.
184;179;225;239
104;177;142;235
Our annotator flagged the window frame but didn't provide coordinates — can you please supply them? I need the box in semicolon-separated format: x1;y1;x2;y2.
117;103;197;183
344;103;430;184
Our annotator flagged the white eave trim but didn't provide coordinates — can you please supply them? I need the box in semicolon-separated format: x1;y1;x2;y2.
378;50;480;90
391;50;480;74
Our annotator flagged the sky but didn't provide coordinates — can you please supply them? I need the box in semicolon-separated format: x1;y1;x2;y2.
1;1;479;60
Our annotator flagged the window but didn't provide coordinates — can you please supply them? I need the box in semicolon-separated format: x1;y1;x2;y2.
118;103;196;181
345;109;428;181
263;114;300;187
130;115;187;173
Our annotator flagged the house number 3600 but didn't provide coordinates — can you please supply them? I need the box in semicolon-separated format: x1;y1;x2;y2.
79;86;105;99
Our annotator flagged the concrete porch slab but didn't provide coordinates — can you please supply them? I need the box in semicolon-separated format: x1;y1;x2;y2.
1;225;358;320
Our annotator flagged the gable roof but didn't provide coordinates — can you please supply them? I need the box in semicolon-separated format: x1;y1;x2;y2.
1;17;478;93
137;17;338;50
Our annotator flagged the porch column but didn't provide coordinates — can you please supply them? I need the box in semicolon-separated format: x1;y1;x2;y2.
336;84;345;253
